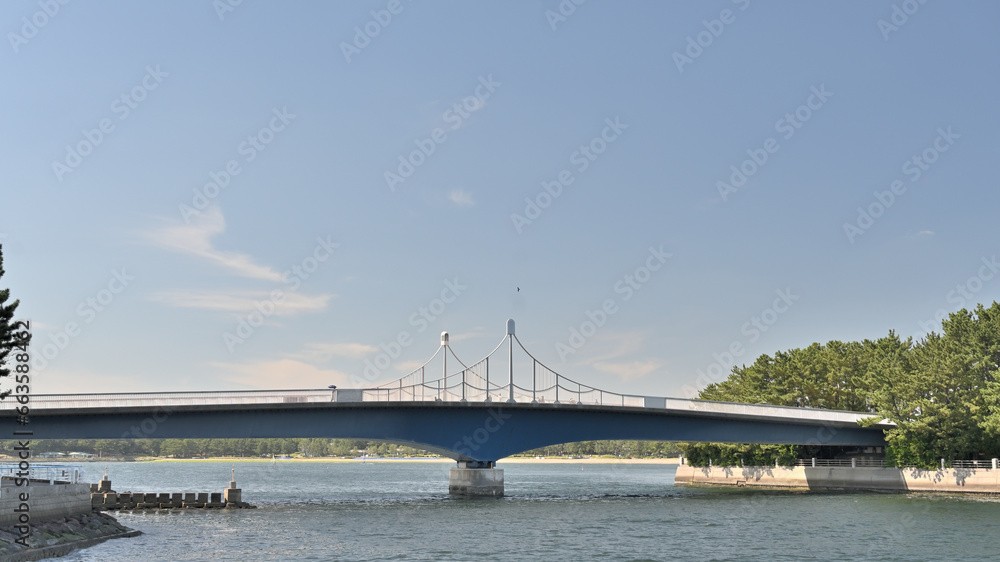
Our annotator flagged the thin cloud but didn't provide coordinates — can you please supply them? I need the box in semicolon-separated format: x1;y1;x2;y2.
449;188;475;207
290;342;379;362
33;367;181;393
569;330;646;365
593;359;665;382
391;359;428;376
449;326;486;343
145;205;283;282
150;290;331;315
212;359;353;389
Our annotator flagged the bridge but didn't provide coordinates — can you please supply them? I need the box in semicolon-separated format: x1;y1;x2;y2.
9;320;890;496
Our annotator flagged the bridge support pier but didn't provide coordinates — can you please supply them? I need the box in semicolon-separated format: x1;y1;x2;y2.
449;461;503;497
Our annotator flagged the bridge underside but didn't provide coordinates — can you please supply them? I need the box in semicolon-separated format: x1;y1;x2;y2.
17;402;886;462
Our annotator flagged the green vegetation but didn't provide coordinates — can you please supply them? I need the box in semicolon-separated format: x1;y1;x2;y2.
681;302;1000;469
0;438;432;459
514;440;682;458
0;438;683;460
0;244;32;400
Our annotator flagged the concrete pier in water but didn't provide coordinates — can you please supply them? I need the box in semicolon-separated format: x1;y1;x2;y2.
449;462;503;497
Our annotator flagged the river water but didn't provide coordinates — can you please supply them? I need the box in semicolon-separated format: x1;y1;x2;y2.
62;461;997;561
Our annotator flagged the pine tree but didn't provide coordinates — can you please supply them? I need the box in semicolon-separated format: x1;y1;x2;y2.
0;244;31;399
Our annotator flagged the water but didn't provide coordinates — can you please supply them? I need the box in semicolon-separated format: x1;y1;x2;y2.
63;461;1000;561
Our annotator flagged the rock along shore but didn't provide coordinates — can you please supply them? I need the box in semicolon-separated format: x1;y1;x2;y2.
0;512;139;561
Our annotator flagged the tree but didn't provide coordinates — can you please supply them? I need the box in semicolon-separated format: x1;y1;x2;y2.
0;244;32;399
682;303;1000;468
683;340;880;466
160;439;185;458
852;307;1000;467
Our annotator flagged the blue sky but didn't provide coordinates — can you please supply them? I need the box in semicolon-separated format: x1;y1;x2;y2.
2;1;998;397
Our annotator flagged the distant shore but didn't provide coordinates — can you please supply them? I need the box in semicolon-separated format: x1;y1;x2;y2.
0;455;681;465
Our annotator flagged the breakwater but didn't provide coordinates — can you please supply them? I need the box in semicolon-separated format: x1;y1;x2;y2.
0;512;138;561
675;463;1000;493
90;470;254;510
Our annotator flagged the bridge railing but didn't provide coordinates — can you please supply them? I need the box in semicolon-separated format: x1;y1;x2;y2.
23;386;892;429
360;378;648;408
364;331;653;408
22;323;891;428
29;389;335;410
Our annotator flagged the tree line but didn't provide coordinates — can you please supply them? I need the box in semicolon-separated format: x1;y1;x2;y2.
681;302;1000;469
0;439;429;459
0;438;682;460
518;440;682;458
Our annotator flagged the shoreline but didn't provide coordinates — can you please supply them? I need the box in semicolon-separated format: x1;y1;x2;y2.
675;464;1000;494
0;512;139;561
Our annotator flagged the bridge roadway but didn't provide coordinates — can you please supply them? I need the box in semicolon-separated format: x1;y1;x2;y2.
10;323;892;495
13;389;889;462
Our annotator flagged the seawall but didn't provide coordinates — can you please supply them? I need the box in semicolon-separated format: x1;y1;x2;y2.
675;464;1000;493
0;481;92;526
0;479;139;558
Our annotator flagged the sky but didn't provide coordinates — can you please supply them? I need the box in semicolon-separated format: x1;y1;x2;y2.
2;1;999;398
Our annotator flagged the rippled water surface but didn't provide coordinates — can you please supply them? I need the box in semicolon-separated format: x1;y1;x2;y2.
63;461;999;561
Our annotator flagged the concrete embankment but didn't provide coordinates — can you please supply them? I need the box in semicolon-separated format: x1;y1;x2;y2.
675;464;1000;493
0;479;139;559
0;482;92;526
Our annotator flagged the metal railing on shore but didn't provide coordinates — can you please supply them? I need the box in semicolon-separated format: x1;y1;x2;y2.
791;459;999;469
951;460;996;470
0;464;84;484
793;458;887;468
